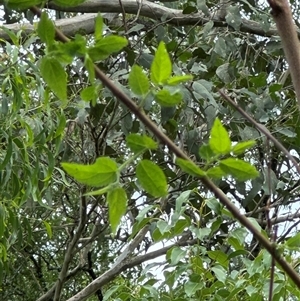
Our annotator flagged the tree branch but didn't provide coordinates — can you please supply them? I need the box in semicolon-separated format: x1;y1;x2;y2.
267;0;300;107
0;1;292;42
30;4;300;297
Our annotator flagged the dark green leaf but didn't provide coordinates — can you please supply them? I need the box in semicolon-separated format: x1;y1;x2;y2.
136;160;167;197
208;250;228;268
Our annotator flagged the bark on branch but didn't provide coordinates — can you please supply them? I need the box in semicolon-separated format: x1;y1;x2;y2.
0;0;295;42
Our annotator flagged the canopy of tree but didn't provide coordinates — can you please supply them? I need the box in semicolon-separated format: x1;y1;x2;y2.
1;1;300;301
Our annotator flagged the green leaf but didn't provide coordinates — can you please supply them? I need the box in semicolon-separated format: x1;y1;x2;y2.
80;86;97;102
37;12;55;47
166;75;193;85
286;233;300;248
206;198;221;214
40;57;67;102
61;157;118;187
169;247;186;265
176;158;206;177
94;14;103;41
209;118;231;155
126;134;157;153
199;144;215;160
88;35;128;61
226;6;242;30
232;140;256;155
207;166;227;179
53;0;86;6
155;89;182;107
150;41;172;85
84;55;95;82
219;158;259;181
129;65;150;96
136;160;167;197
157;220;171;234
107;187;127;235
7;0;42;9
211;265;227;283
208;250;228;268
184;281;203;297
43;221;52;239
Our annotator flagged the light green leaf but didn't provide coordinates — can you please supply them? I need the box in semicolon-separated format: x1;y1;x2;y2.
155;89;182;107
94;14;103;41
136;160;167;197
220;158;259;181
129;65;150;96
84;55;95;82
61;157;118;187
199;143;215;160
107;187;127;235
53;0;86;6
286;233;300;248
38;12;55;46
209;118;231;155
166;75;193;85
150;41;172;84
80;86;97;102
40;57;67;102
7;0;42;9
88;35;128;61
176;158;206;177
232;140;256;155
43;221;52;239
207;166;227;179
126;134;157;153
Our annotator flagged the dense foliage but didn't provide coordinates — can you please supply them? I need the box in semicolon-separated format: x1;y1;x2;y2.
1;0;300;300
